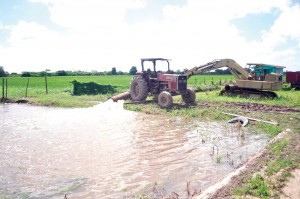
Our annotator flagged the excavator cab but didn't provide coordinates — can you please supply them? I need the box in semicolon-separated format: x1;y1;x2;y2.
247;63;285;82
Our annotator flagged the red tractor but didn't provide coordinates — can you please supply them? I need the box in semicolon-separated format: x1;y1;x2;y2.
130;58;195;108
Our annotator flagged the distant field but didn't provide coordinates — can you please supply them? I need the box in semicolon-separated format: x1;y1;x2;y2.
1;74;297;107
188;75;235;85
1;75;132;95
0;74;234;98
0;75;130;107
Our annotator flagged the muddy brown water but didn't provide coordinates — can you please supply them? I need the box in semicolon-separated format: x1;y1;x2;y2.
0;101;269;198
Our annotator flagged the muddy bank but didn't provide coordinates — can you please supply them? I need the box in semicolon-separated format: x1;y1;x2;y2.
0;98;29;104
194;102;300;113
197;129;300;199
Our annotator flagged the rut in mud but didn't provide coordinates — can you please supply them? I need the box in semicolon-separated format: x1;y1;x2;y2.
193;102;300;113
0;101;269;198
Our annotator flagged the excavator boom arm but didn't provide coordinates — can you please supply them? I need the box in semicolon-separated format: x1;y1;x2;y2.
185;59;251;80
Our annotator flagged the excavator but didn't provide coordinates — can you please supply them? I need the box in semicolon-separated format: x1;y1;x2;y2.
185;59;283;98
123;58;283;108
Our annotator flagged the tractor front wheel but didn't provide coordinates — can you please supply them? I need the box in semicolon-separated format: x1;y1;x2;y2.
130;78;148;101
181;89;196;104
158;91;173;108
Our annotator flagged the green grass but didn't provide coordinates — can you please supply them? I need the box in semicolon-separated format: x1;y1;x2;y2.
0;75;132;107
232;134;300;199
193;89;300;108
254;123;283;137
0;74;233;107
2;75;299;108
233;174;271;198
188;75;235;85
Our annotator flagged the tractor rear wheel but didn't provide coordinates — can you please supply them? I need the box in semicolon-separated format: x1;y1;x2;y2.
158;91;173;108
130;78;148;101
181;89;196;103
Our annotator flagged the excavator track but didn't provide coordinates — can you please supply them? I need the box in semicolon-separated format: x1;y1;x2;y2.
220;88;278;98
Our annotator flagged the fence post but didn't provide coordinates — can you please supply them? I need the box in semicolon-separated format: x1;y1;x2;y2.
25;78;30;98
5;78;8;98
2;79;4;99
45;76;48;94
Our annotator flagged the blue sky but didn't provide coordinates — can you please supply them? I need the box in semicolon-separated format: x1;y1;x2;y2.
0;0;299;73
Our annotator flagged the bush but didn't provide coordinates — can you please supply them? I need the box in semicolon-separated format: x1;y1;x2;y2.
72;80;117;95
21;72;31;77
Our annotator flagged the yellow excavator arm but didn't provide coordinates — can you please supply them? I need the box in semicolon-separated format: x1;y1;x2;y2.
185;59;252;80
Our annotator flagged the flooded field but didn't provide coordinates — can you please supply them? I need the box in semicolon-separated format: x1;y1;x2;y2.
0;101;269;198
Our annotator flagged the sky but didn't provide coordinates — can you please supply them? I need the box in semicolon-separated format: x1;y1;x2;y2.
0;0;300;73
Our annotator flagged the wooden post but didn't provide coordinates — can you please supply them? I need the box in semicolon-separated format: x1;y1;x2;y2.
5;78;7;98
2;78;4;99
45;76;48;94
25;78;29;98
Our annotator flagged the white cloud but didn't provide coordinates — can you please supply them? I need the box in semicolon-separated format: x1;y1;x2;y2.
1;0;300;73
30;0;145;29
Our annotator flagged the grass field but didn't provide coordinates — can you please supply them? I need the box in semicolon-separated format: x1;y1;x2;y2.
0;75;132;107
0;75;236;107
0;74;299;108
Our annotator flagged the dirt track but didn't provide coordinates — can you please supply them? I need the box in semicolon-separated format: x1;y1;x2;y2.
196;102;300;114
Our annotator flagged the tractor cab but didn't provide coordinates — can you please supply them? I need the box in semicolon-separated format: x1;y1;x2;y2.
140;58;171;77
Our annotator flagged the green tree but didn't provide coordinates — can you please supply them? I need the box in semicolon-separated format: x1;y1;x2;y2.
146;68;152;73
117;71;124;75
175;69;182;74
0;66;7;77
21;72;31;77
56;70;67;76
111;67;117;75
129;66;137;75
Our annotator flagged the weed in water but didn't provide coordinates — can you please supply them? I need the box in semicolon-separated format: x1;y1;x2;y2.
216;155;222;164
135;195;148;199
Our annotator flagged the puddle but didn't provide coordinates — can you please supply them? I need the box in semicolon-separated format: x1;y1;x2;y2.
0;101;268;198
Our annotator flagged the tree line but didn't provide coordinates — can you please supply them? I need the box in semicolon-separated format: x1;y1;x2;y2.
0;66;232;77
0;66;140;77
